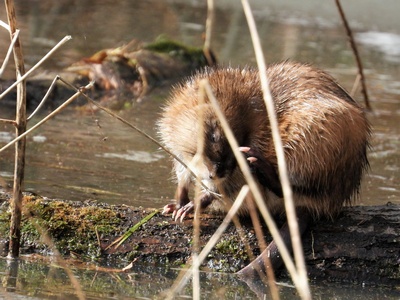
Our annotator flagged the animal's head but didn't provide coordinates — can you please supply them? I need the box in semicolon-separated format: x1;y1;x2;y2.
202;116;237;180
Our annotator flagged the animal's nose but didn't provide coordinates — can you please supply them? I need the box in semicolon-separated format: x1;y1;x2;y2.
209;171;215;179
208;163;219;179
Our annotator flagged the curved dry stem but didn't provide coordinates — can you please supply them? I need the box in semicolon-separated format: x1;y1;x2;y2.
241;1;311;298
189;76;209;300
0;28;19;78
28;216;86;300
27;75;60;121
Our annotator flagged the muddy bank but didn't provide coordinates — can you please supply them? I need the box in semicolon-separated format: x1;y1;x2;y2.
0;190;399;287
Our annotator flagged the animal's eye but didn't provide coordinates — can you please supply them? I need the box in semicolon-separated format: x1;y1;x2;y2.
209;131;221;143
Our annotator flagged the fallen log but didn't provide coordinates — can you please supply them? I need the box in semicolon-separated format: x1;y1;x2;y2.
0;190;399;287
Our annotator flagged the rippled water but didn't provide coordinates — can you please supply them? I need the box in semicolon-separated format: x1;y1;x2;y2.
1;0;399;299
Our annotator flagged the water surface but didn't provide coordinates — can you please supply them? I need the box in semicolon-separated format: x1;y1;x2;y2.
1;0;399;299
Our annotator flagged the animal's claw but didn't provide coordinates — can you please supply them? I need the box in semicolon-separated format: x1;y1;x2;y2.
239;146;258;163
162;203;176;215
173;202;194;222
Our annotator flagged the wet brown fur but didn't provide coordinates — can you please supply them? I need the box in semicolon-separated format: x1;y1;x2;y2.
157;61;370;219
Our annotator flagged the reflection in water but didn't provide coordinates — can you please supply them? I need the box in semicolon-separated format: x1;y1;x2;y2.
0;257;399;299
1;1;400;299
356;31;400;63
96;150;165;163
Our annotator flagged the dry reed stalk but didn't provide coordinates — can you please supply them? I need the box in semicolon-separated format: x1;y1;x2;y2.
246;197;279;299
189;74;209;300
0;118;16;125
203;80;297;291
200;80;281;298
350;73;361;98
163;185;250;300
203;0;215;65
192;2;216;294
5;0;27;259
240;1;311;298
335;0;371;110
27;75;60;120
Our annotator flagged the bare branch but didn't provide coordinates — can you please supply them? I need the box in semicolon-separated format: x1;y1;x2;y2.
0;35;72;100
0;118;17;126
27;75;60;120
0;29;19;78
335;0;371;110
6;0;27;259
0;19;10;30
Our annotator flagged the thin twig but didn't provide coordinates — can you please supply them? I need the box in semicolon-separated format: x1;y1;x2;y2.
0;19;10;30
0;35;72;101
0;118;17;126
246;197;279;299
350;73;361;98
203;0;215;65
0;29;19;78
190;76;209;300
204;0;214;51
241;1;311;298
27;75;60;120
0;81;94;154
241;0;310;297
335;0;371;110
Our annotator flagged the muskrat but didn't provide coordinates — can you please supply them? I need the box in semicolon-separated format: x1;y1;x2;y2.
157;61;370;273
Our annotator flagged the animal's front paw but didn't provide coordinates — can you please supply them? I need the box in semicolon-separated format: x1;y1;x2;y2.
172;201;194;222
162;203;177;215
162;201;195;222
